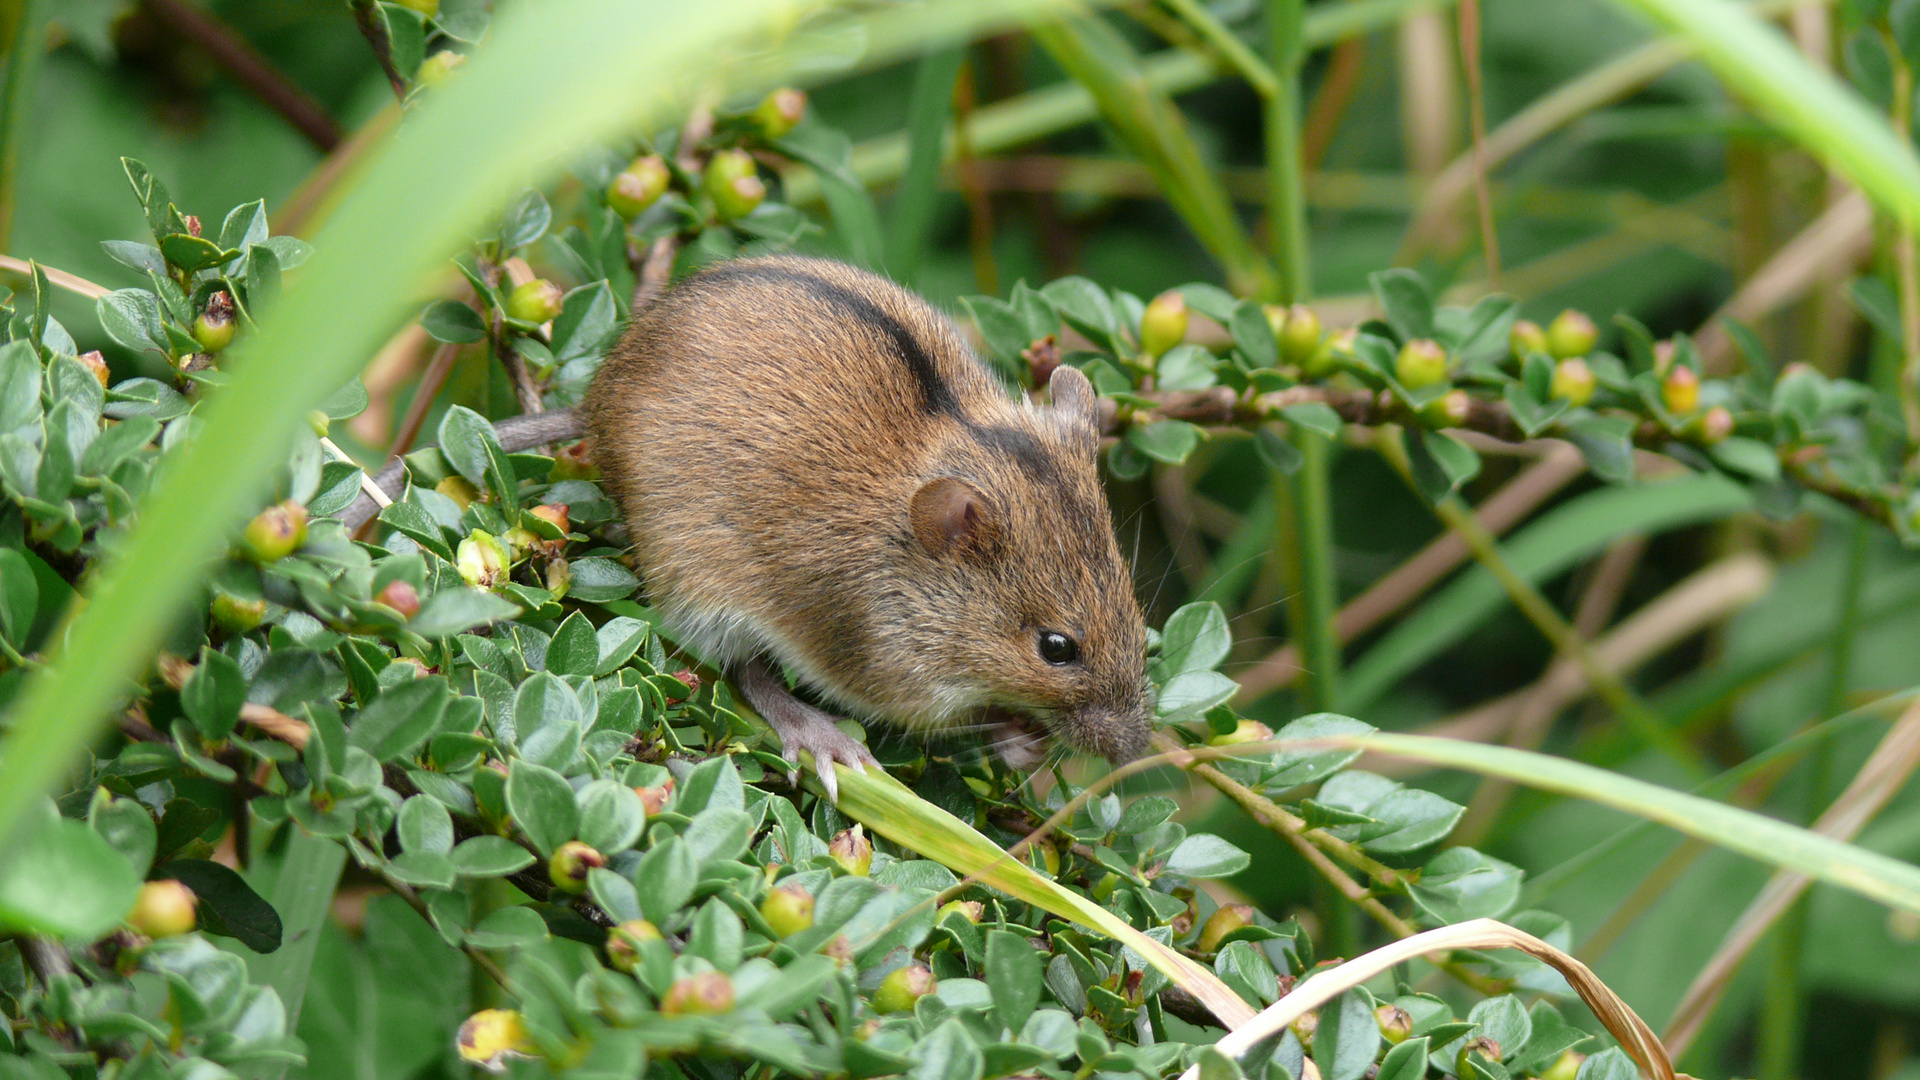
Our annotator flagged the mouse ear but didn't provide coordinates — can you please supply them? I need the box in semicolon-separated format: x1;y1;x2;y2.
910;477;1001;559
1049;364;1099;449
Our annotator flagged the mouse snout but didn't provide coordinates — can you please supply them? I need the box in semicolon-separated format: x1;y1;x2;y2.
1052;678;1154;764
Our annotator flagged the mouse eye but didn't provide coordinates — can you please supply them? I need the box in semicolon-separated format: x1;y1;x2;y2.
1037;630;1080;665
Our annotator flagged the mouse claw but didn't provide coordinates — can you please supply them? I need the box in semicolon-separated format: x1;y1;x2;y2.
776;727;876;804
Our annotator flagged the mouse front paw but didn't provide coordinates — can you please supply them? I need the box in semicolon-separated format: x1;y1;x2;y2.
777;723;877;803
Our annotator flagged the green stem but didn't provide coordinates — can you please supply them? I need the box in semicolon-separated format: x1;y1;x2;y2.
1263;0;1309;300
1159;0;1281;99
1377;429;1706;778
0;0;47;253
1273;435;1340;713
240;824;348;1067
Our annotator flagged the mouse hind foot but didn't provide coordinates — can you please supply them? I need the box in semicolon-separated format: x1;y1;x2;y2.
730;656;877;803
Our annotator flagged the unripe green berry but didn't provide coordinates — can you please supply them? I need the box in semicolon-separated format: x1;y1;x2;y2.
1509;318;1549;358
1456;1037;1502;1079
1549;357;1596;407
937;900;984;923
750;88;807;139
873;964;936;1014
390;0;437;14
706;149;765;221
1197;903;1254;953
828;826;873;876
759;883;816;937
544;556;571;598
1289;1010;1317;1052
1394;338;1448;391
241;500;308;564
547;841;604;894
210;590;267;633
1206;719;1271;747
505;279;564;325
1696;405;1734;446
416;50;465;88
375;580;421;620
1540;1049;1584;1080
128;880;197;938
1279;304;1323;366
1138;291;1189;358
661;971;735;1015
193;292;237;353
1375;1004;1412;1044
1662;364;1700;416
1545;309;1597;359
607;156;671;218
605;919;662;973
1419;388;1471;429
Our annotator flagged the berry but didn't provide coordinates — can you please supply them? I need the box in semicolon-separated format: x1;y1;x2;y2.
456;531;508;588
128;880;197;938
828;826;873;876
759;883;816;937
1549;357;1596;407
1375;1004;1413;1044
240;501;308;564
1419;389;1471;429
1545;309;1597;359
1662;364;1701;415
547;841;604;893
1206;719;1272;746
78;350;110;388
1139;291;1189;359
873;964;935;1014
706;149;765;221
1509;318;1549;358
505;279;564;325
375;580;421;620
660;971;735;1015
607;156;671;219
1697;405;1734;445
416;50;465;88
193;292;236;353
1394;338;1448;391
750;88;807;139
605;919;662;973
210;591;266;632
1196;903;1253;953
456;1009;533;1068
1279;304;1323;366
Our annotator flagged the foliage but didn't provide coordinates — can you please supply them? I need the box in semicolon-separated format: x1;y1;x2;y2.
7;0;1920;1079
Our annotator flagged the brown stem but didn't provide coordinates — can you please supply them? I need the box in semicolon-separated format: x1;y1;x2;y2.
348;0;408;101
386;341;462;461
142;0;342;151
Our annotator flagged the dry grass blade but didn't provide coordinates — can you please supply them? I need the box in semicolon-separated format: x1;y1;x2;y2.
1173;918;1688;1080
1694;188;1872;372
1662;698;1920;1055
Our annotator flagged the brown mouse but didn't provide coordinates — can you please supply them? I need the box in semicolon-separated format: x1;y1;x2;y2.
350;256;1152;798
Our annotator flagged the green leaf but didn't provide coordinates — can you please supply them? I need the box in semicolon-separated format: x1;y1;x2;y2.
1228;300;1277;367
1040;276;1120;351
1370;269;1435;342
419;299;486;344
0;813;142;939
0;547;38;645
1314;989;1382;1080
436;405;502;490
507;759;578;855
551;281;619;361
183;646;246;741
309;460;366;518
1157;670;1238;718
1165;834;1250;879
1405;429;1480;502
909;1018;984;1080
1407;846;1523;924
1467;995;1531;1062
1281;401;1341;438
377;1;427;78
1264;713;1375;788
1254;427;1303;474
157;858;283;953
347;677;450;762
1156;344;1218;390
1128;419;1202;464
97;289;166;353
986;928;1043;1034
633;835;695;923
1158;602;1231;675
568;557;640;602
450;835;536;878
546;611;600;677
1575;1048;1638;1080
1354;788;1465;854
466;905;548;948
498;188;552;250
408;587;521;638
0;340;42;433
575;779;645;854
397;794;455;855
90;795;157;875
1708;435;1781;481
1376;1037;1431;1080
1561;413;1636;482
158;233;237;273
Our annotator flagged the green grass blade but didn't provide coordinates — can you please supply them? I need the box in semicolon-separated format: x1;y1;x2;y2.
0;0;1097;850
884;45;967;282
238;828;349;1063
1601;0;1920;226
1027;14;1272;296
1342;472;1751;711
830;764;1258;1027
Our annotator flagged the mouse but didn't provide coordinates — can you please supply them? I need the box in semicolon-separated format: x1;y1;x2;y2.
348;256;1153;799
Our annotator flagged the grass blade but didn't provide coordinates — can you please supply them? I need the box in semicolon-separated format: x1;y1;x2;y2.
884;45;967;282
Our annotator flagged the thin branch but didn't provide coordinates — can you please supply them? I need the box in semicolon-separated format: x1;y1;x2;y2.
347;0;408;101
142;0;342;151
1457;0;1499;282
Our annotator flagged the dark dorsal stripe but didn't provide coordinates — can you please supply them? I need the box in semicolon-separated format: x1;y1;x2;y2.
694;261;960;417
966;423;1058;485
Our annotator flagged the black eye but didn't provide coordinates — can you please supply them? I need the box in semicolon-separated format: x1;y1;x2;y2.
1037;630;1079;665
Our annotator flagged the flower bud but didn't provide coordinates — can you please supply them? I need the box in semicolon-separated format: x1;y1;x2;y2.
505;279;564;325
937;900;984;923
78;350;110;388
1696;405;1734;446
241;500;308;564
416;50;464;88
759;883;816;937
210;590;266;632
193;292;237;354
1139;291;1189;358
606;919;663;973
666;668;700;700
1419;389;1471;429
1549;357;1596;407
750;88;807;139
1280;304;1323;366
375;580;421;620
607;155;672;219
456;1009;533;1069
873;963;936;1014
547;840;604;894
389;656;431;679
552;439;597;480
183;215;202;238
1662;364;1700;416
456;531;509;588
544;556;570;598
1540;1049;1584;1080
1509;318;1549;358
1374;1004;1413;1044
128;880;197;938
1394;338;1448;391
660;971;735;1015
1197;903;1254;953
1545;309;1597;358
1289;1010;1318;1052
1456;1037;1502;1079
1206;719;1272;747
828;826;873;876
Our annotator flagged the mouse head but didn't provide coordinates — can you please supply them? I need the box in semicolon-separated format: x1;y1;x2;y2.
905;364;1153;771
